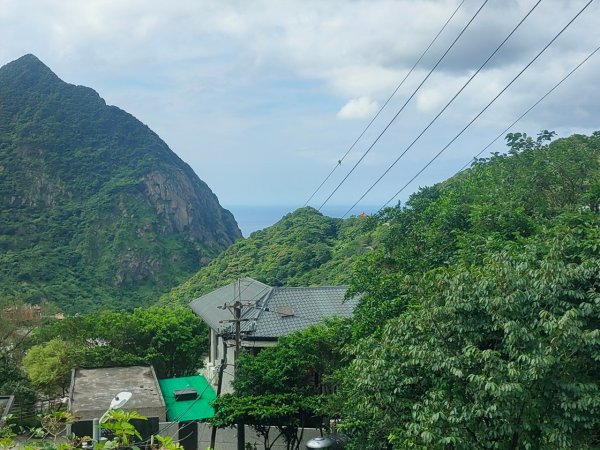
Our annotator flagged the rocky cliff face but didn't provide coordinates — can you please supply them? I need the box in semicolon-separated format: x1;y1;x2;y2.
0;54;242;312
142;169;238;246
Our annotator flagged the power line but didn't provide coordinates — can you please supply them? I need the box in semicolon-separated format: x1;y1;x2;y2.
303;0;466;207
341;0;543;217
458;43;600;172
215;280;271;336
316;0;490;211
379;0;596;210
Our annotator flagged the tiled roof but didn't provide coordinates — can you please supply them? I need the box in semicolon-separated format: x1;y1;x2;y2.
188;278;358;339
188;277;271;333
253;285;357;338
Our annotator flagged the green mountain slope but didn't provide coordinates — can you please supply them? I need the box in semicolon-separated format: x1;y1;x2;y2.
0;54;241;312
164;131;600;312
161;206;379;303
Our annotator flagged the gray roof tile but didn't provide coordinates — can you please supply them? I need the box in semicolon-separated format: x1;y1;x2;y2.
188;278;358;339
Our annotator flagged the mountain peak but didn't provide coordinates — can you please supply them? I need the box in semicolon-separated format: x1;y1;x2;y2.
13;53;44;65
0;55;241;312
0;54;61;86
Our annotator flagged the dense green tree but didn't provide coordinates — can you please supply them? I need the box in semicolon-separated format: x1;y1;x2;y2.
347;131;600;338
30;306;207;379
131;306;208;378
234;319;351;397
23;338;80;395
0;300;30;369
210;321;349;449
0;297;39;407
0;360;37;407
340;218;600;449
211;394;324;450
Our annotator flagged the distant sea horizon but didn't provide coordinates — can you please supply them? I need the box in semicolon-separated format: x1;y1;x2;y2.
226;204;381;237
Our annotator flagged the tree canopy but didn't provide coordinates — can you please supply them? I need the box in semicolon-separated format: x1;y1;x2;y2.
341;218;600;449
29;305;208;380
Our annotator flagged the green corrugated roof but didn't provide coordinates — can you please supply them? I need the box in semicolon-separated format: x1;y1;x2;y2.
158;376;216;422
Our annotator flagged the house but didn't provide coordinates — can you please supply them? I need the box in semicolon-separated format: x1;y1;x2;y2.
68;366;166;440
188;277;359;393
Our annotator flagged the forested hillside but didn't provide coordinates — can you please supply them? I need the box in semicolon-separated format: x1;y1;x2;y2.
161;206;380;303
200;131;600;449
0;55;241;312
333;130;600;448
9;128;599;449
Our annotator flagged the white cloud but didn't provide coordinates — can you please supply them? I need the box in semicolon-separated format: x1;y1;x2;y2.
337;97;379;120
1;0;600;211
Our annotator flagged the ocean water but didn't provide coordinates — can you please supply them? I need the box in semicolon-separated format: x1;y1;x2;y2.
226;204;380;237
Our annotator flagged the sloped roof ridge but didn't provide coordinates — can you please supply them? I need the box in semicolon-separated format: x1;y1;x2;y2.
272;285;348;290
240;276;271;289
253;287;276;323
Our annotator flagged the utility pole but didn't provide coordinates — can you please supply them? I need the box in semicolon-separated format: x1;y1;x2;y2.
217;279;254;450
235;279;242;358
234;279;245;450
209;337;227;450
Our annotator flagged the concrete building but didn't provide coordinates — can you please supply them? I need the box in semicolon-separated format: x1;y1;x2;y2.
68;366;166;439
189;277;359;393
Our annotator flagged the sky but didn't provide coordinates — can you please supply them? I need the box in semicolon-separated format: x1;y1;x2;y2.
1;0;599;224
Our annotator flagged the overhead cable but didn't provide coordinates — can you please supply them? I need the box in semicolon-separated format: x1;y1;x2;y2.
379;0;596;210
458;43;600;172
341;0;543;216
303;0;466;207
316;0;490;211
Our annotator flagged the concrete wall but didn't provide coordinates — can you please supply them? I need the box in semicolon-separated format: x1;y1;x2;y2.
160;422;322;450
68;366;166;422
205;333;279;395
200;424;322;450
158;421;179;441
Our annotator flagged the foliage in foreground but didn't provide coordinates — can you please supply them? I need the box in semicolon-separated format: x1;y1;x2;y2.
341;218;600;449
0;409;182;450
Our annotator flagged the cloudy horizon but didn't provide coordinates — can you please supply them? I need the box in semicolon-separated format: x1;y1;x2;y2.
1;0;599;219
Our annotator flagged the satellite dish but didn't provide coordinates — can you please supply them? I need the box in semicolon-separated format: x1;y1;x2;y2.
110;391;132;410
